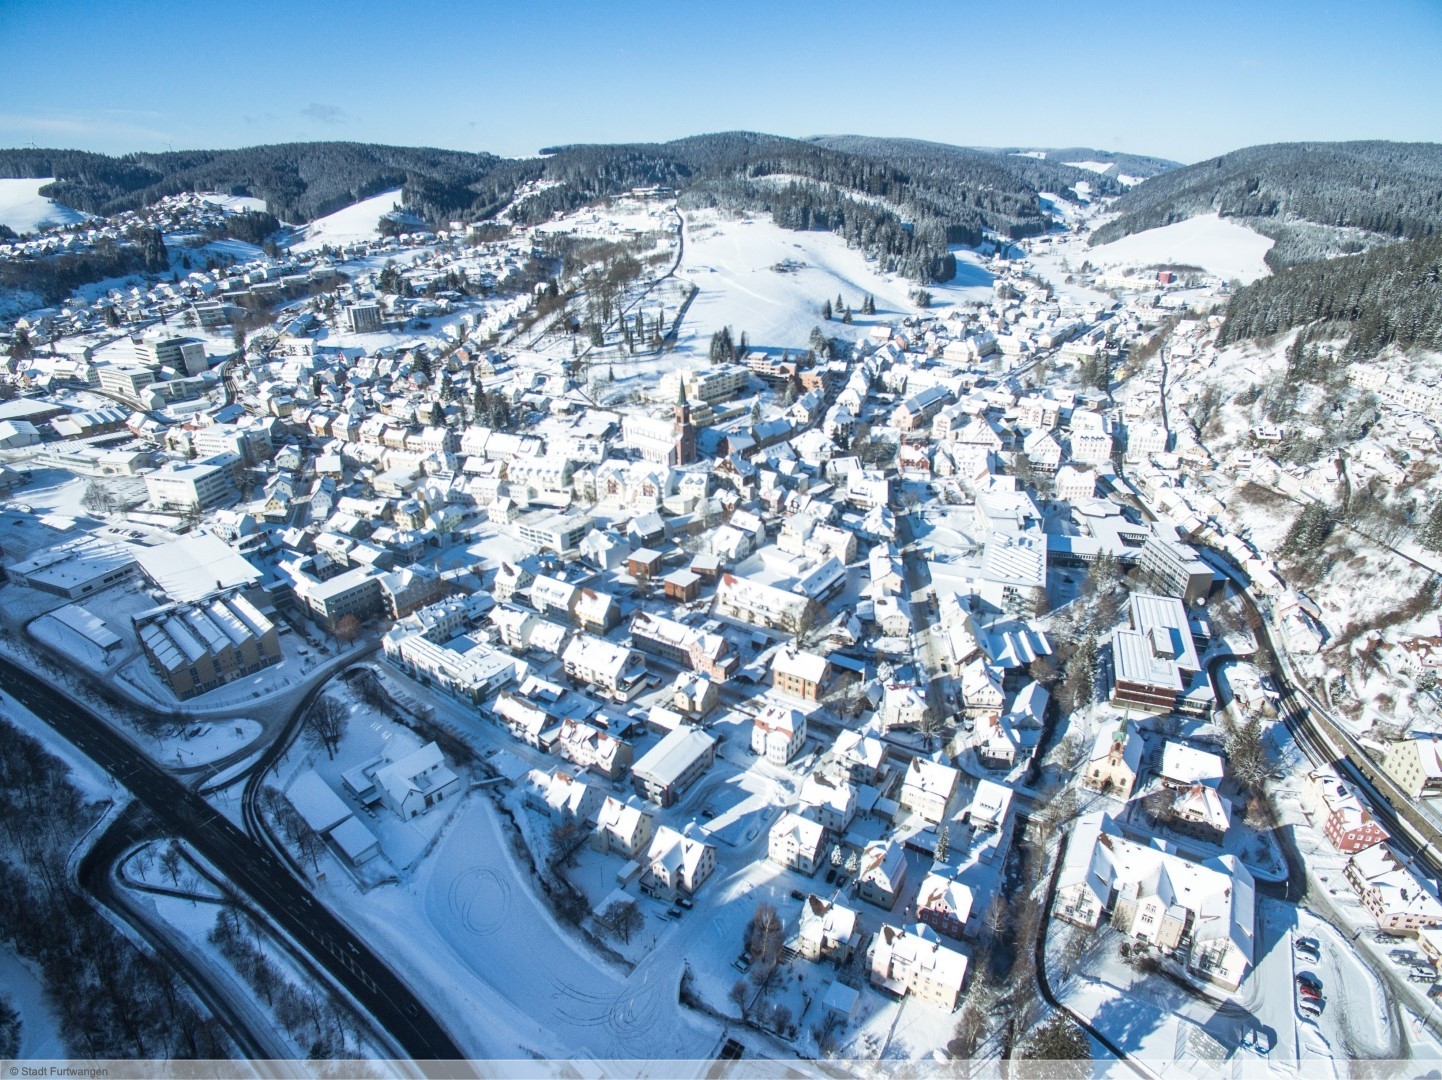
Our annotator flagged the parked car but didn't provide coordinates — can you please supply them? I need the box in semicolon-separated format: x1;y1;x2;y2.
1391;949;1420;965
676;896;694;910
1376;932;1405;945
1298;1001;1322;1020
666;906;684;919
700;808;716;819
1412;966;1439;983
1293;937;1321;961
790;889;806;901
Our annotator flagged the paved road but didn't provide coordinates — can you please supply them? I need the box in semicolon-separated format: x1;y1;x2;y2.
78;803;299;1067
0;655;469;1070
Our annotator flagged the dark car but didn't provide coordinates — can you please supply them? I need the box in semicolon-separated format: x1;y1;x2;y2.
790;889;806;901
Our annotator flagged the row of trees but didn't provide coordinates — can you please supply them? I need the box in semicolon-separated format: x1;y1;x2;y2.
208;904;366;1058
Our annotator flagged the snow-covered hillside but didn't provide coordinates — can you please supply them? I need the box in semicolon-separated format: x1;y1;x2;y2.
673;209;994;356
291;189;403;252
1088;212;1274;282
0;178;89;233
197;191;269;214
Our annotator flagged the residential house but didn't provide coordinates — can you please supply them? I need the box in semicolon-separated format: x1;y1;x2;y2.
794;895;860;964
867;925;969;1011
375;742;461;821
751;702;808;764
899;757;960;824
561;635;648;702
772;648;830;702
1383;735;1442;800
799;771;857;832
1055;812;1255;991
554;718;634;781
916;871;975;940
859;839;908;910
640;826;716;899
768;811;827;875
1305;769;1389;853
592;797;656;859
1345;844;1442;933
632;725;717;806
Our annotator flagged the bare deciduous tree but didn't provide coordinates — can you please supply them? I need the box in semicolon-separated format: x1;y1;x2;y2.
304;695;349;760
601;899;644;943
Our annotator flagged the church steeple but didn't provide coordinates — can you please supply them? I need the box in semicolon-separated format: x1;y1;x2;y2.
674;381;695;465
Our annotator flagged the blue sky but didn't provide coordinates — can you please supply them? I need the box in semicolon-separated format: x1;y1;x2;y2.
1;0;1439;163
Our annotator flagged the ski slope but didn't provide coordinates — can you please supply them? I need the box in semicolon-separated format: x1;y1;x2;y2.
0;178;89;233
291;189;403;252
1088;212;1274;282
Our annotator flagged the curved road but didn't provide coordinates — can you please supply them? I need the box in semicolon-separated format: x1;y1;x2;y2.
0;655;470;1070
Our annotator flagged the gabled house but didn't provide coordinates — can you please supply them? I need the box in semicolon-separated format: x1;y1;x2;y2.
1345;844;1442;933
574;588;619;634
794;894;860;964
859;839;908;910
768;812;827;875
375;741;460;820
1383;735;1442;800
899;757;960;824
916;871;975;940
553;718;634;781
1306;769;1389;853
772;648;829;701
752;702;807;764
832;730;886;786
592;796;656;858
799;771;857;832
640;825;716;899
524;768;605;826
867;925;968;1011
1056;812;1255;991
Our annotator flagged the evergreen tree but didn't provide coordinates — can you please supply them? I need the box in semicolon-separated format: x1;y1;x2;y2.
934;826;949;863
1280;501;1335;558
8;328;33;361
821;299;832;321
1418;503;1442;552
842;304;853;324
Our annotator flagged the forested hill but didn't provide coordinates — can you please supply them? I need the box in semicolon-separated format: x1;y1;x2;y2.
0;143;510;224
0;132;1103;282
1090;141;1442;267
983;146;1180;181
804;135;1130;199
1216;233;1442;358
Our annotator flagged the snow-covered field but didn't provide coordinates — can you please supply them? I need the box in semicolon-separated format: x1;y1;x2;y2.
291;189;404;253
0;177;89;233
322;792;719;1061
196;191;268;214
672;210;993;357
1088;213;1274;283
